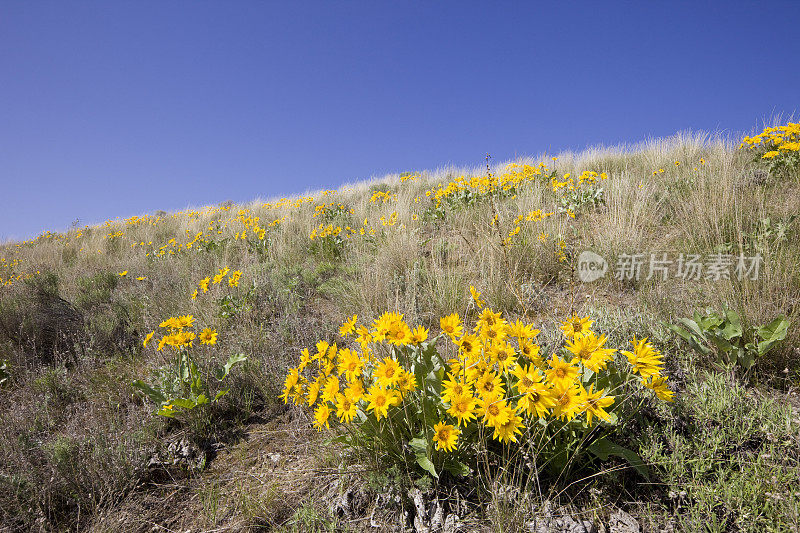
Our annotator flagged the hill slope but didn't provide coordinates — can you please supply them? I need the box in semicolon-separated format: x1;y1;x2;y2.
1;130;799;532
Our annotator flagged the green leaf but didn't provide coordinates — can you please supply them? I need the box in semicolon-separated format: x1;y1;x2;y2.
757;316;789;355
409;437;428;455
588;437;649;480
669;322;711;356
216;353;248;380
707;334;735;356
739;347;756;371
676;318;705;339
416;454;438;479
213;389;229;402
156;407;176;418
720;309;742;340
442;459;470;477
132;380;167;404
171;398;199;409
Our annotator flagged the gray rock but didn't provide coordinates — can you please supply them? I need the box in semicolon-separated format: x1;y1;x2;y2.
330;486;370;519
409;488;455;533
443;513;461;533
608;510;639;533
527;514;596;533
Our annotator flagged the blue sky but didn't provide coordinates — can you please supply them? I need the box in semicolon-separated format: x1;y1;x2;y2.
1;1;798;241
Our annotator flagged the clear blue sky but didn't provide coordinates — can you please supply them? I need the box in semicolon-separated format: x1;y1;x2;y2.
2;1;799;241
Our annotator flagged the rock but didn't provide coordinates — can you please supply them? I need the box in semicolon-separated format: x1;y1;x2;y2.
443;513;461;533
410;488;431;533
330;486;370;519
608;510;640;533
408;488;450;533
527;510;596;533
144;435;207;481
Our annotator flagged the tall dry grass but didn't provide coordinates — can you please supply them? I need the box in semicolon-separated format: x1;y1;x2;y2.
0;130;798;530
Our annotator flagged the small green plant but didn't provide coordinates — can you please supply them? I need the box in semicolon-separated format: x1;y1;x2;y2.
746;215;796;255
669;306;789;375
558;185;605;214
218;287;255;319
309;230;346;259
132;315;247;419
551;170;607;215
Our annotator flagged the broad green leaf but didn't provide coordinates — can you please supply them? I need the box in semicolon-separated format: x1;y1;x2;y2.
442;459;470;477
720;309;742;340
676;318;705;338
707;334;734;355
171;398;199;409
217;353;248;380
669;322;711;356
757;316;789;355
132;380;167;404
416;454;438;479
588;437;649;480
325;434;351;446
409;437;428;454
739;348;755;370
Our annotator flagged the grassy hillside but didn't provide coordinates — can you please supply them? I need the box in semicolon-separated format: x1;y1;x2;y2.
1;127;799;532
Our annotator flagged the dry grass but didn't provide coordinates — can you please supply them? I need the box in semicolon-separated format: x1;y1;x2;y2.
0;131;798;530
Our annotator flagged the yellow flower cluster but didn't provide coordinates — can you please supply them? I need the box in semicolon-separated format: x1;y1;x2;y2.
369;190;397;203
234;210;284;241
739;122;800;155
503;209;555;245
309;223;344;240
550;170;608;193
191;267;242;300
281;311;427;429
648;158;708;177
425;162;548;208
379;212;399;227
282;304;673;453
142;314;218;351
0;257;37;288
147;232;211;258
